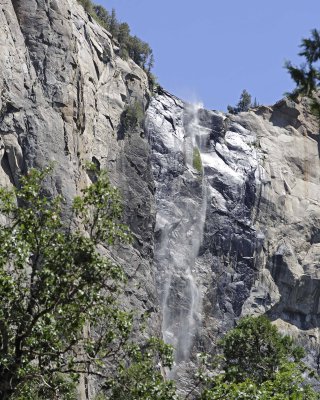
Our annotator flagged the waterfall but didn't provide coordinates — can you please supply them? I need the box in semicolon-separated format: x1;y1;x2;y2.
161;191;206;364
148;91;261;384
153;101;209;368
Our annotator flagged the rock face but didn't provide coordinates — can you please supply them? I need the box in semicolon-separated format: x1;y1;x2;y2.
0;0;158;397
146;91;320;381
1;0;320;396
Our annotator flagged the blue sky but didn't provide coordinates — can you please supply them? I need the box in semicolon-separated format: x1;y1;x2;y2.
96;0;320;111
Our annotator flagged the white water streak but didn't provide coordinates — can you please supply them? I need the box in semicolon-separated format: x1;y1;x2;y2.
161;102;208;365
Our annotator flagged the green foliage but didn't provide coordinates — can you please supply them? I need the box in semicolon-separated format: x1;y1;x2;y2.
120;101;145;133
77;1;154;71
13;373;77;400
221;316;304;383
77;0;94;13
227;89;253;114
102;338;177;400
200;364;320;400
126;36;153;70
0;166;132;399
200;372;319;399
0;166;178;400
73;167;131;245
286;29;320;121
252;97;260;108
286;29;320;97
147;71;158;93
197;316;319;400
193;147;203;174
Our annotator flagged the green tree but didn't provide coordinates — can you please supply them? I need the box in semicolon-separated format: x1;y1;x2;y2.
102;338;177;400
0;166;178;400
221;316;304;383
117;22;131;59
252;97;260;108
147;53;155;74
197;316;319;400
0;166;133;399
286;29;320;119
109;8;118;37
200;370;319;400
77;0;94;14
127;36;153;70
227;89;252;114
93;5;111;29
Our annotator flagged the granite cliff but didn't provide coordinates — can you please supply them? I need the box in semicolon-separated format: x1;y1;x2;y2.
1;0;320;396
147;91;320;386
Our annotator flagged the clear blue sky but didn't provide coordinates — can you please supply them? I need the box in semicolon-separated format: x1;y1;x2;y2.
96;0;320;111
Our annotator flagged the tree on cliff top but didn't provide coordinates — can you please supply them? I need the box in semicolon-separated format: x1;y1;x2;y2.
286;29;320;120
77;0;154;72
227;89;253;114
0;166;175;400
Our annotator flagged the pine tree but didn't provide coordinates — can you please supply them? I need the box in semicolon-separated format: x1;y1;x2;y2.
227;89;252;114
237;89;252;112
286;29;320;120
109;8;118;37
252;97;260;108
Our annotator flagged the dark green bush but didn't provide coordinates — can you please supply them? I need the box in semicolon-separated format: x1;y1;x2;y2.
120;101;145;133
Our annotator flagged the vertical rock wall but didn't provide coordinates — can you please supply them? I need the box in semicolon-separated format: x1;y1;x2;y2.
146;91;320;378
0;2;159;396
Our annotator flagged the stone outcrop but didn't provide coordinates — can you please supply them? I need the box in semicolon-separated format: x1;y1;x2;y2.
1;0;320;396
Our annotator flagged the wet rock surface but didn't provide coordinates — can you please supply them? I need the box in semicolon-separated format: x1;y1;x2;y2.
147;90;320;381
